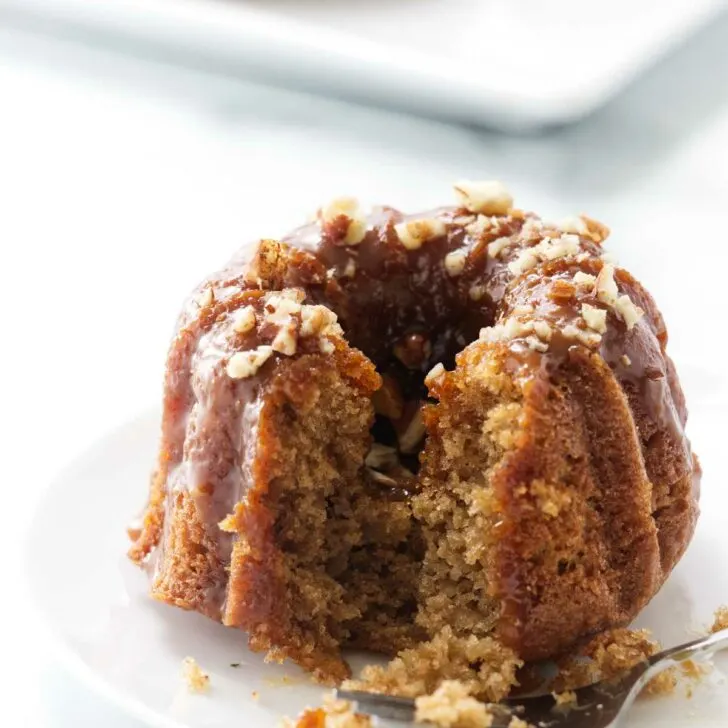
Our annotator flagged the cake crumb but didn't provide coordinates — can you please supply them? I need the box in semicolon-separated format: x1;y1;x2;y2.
553;628;678;698
343;626;520;702
643;668;677;697
711;606;728;633
507;717;531;728
251;690;260;701
181;656;210;693
552;690;577;707
530;480;572;518
554;628;654;690
283;694;371;728
415;680;494;728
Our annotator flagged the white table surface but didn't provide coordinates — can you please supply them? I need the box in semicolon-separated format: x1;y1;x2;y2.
2;12;728;726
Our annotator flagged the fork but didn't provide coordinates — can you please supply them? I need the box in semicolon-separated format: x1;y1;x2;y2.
336;629;728;727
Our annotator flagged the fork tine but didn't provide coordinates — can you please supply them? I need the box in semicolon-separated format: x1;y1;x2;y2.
334;690;416;722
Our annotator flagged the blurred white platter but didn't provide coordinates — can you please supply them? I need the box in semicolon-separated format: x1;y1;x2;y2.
0;0;724;129
24;369;728;726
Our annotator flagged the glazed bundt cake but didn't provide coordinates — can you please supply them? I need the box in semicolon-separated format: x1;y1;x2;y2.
129;181;700;692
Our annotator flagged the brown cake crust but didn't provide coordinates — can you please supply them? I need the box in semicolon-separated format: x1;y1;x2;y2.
130;182;699;680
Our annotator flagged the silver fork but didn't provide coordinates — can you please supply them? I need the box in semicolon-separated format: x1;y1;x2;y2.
336;629;728;727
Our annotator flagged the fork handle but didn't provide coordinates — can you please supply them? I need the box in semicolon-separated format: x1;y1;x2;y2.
609;629;728;728
649;627;728;667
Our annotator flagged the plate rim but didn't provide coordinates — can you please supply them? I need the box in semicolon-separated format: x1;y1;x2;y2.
0;0;724;129
23;409;186;728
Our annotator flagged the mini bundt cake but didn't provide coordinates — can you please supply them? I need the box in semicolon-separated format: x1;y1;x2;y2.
129;181;700;691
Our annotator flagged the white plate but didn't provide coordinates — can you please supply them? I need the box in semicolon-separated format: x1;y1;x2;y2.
25;393;728;728
0;0;724;130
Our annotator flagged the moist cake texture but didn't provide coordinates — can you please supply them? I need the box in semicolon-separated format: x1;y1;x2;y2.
129;181;700;690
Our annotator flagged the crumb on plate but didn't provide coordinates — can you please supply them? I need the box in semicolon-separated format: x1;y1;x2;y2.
415;680;494;727
711;606;728;633
282;693;370;728
181;656;210;694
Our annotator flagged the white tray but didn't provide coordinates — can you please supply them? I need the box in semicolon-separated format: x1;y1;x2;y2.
0;0;724;129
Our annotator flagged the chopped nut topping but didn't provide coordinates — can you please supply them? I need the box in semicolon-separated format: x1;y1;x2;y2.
520;217;544;238
526;335;549;352
342;258;357;278
373;375;405;419
595;265;643;329
513;304;535;315
271;324;297;356
562;324;582;339
508;232;581;276
533;320;552;341
534;233;581;261
573;271;597;289
319;338;335;354
596;264;619;305
562;324;602;348
620;354;632;366
226;346;274;379
487;236;512;258
181;657;210;693
232;306;256;334
196;287;214;308
397;408;426;454
300;305;338;337
365;444;400;470
454;180;513;215
320;197;367;245
581;303;607;333
425;362;447;389
549;279;577;304
444;249;467;276
583;215;610;243
465;214;493;237
469;284;487;301
265;295;302;325
508;249;539;275
557;217;588;235
480;316;535;344
367;469;400;488
394;217;447;250
299;306;325;337
614;294;644;330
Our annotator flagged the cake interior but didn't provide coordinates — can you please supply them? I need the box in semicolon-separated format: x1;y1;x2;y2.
261;364;422;680
260;333;524;692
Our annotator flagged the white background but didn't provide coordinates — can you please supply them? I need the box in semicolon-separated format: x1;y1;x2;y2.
2;9;728;726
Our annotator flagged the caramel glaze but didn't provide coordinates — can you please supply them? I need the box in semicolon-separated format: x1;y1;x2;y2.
489;256;699;658
130;201;699;664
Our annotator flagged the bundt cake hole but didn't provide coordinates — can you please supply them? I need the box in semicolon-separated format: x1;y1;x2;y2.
340;357;528;699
